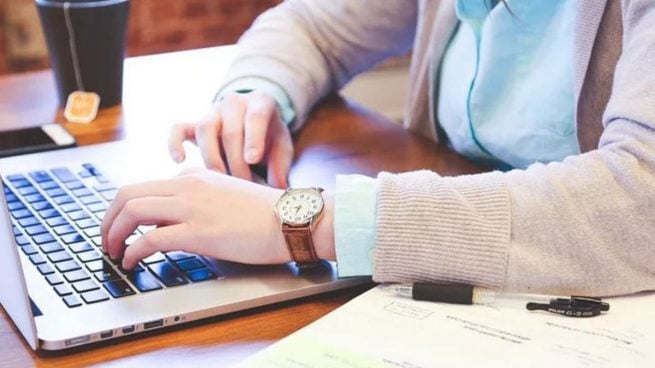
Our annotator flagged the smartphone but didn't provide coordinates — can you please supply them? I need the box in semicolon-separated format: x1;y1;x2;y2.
0;124;76;158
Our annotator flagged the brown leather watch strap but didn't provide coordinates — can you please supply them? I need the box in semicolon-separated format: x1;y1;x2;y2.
282;224;320;268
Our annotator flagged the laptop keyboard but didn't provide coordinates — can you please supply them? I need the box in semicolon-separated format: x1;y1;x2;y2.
3;163;219;308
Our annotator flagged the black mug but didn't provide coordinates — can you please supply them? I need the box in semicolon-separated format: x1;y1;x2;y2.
35;0;130;108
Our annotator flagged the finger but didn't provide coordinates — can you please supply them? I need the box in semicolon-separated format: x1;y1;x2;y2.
266;131;293;188
101;180;181;253
220;94;252;180
106;197;184;260
168;123;196;163
122;224;191;269
194;112;227;172
243;92;275;164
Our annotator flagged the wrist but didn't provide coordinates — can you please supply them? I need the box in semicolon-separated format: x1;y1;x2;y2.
313;191;335;261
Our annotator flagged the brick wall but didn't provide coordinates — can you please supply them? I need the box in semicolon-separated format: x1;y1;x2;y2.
0;4;6;74
0;0;281;75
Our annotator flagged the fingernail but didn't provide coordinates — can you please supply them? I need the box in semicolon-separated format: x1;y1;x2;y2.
172;151;182;163
245;148;258;163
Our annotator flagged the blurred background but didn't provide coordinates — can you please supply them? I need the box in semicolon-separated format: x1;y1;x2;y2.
0;0;408;121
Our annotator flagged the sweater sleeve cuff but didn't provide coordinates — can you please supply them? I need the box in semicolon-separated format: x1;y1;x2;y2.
214;77;296;125
334;174;378;277
373;170;511;288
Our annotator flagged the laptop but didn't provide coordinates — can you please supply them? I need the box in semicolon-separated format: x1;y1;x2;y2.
0;138;369;351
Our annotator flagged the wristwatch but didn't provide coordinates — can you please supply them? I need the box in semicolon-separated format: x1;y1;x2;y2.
274;187;325;269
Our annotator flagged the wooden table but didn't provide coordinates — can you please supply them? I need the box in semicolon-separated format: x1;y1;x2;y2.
0;47;485;367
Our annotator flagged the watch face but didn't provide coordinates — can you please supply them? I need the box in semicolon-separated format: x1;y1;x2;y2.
276;188;324;225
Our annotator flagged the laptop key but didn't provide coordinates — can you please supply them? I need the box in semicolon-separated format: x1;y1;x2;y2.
28;253;45;264
39;241;64;254
8;201;25;211
17;216;40;228
6;173;27;182
142;252;166;264
51;167;77;183
46;274;64;286
60;202;82;213
45;187;66;197
63;269;90;283
84;226;101;238
37;264;55;275
79;170;92;178
48;250;73;263
176;258;205;272
76;218;97;229
104;280;136;298
55;284;73;296
31;201;53;211
25;224;48;236
148;261;188;287
69;241;93;253
10;209;32;219
17;186;38;196
86;260;109;273
38;208;60;219
117;263;144;275
53;224;77;236
63;295;82;308
10;178;31;188
29;170;52;183
65;181;84;190
24;193;45;203
23;245;39;257
80;289;110;304
46;216;69;227
39;181;60;190
91;236;102;247
80;195;101;205
33;233;56;245
14;234;30;246
86;202;107;213
72;280;100;293
56;259;81;273
166;251;196;262
186;268;217;282
94;268;121;282
99;189;118;202
93;182;116;192
68;210;90;221
78;250;102;263
61;233;85;244
72;188;93;198
5;193;18;202
128;271;163;293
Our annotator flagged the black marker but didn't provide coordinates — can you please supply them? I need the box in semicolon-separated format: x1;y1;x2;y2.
387;283;609;318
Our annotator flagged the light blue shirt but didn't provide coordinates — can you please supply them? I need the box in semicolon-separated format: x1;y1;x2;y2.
438;0;579;170
334;0;580;277
225;0;580;277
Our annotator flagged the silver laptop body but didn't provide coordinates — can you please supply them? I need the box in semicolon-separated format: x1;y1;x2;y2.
0;139;368;351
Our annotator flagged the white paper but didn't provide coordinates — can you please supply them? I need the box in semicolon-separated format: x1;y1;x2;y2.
238;286;655;368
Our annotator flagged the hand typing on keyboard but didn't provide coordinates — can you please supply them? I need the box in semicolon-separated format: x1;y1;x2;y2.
101;169;336;269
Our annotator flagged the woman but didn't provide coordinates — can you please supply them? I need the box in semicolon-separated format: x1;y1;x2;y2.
101;0;655;296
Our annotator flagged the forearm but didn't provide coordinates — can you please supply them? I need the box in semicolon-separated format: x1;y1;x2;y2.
220;0;417;129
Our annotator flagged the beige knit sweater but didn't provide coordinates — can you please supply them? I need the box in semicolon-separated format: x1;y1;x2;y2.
220;0;655;296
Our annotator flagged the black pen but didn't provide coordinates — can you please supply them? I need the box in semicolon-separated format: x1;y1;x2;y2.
386;283;610;318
